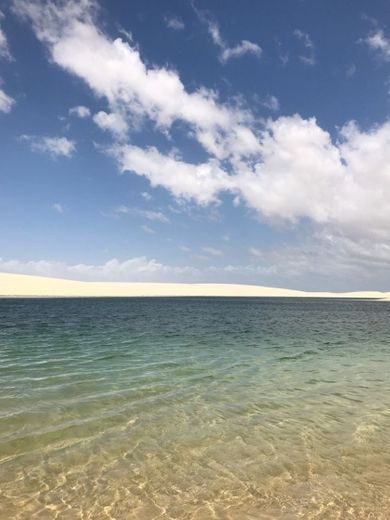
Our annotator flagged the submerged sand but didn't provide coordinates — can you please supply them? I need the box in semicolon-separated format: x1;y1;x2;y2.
0;272;389;299
1;296;390;519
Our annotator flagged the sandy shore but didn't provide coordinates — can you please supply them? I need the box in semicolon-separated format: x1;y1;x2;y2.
0;273;389;299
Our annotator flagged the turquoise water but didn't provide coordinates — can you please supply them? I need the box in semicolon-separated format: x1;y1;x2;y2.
0;297;390;519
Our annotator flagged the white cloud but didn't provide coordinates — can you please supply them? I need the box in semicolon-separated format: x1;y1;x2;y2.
93;111;128;138
51;202;64;213
220;39;263;64
13;0;257;160
346;63;356;78
203;18;262;64
118;27;133;43
141;224;155;234
0;27;9;58
0;13;14;113
293;29;316;65
69;105;90;118
260;94;280;112
248;232;390;290
0;88;15;112
110;144;232;204
365;30;390;61
2;238;390;288
108;115;390;252
141;191;152;201
12;0;390;286
0;12;12;60
20;134;76;158
164;15;184;31
235;116;390;239
0;256;197;282
249;247;263;259
202;246;223;257
114;205;170;223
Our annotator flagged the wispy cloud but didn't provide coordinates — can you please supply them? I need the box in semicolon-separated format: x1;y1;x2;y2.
141;224;155;234
20;135;76;158
0;12;14;113
193;5;262;64
3;237;390;288
346;63;356;78
365;30;390;61
0;11;12;60
248;232;390;290
0;88;15;112
202;246;223;257
164;15;184;31
276;38;289;66
249;247;263;259
260;94;280;112
69;105;90;118
51;203;65;214
142;191;152;201
114;205;170;223
293;29;316;65
220;39;262;64
0;256;197;282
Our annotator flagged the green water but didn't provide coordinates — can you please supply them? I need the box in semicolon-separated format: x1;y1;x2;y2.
0;297;390;519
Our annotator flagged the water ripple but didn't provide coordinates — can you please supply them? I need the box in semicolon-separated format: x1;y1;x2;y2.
0;297;390;518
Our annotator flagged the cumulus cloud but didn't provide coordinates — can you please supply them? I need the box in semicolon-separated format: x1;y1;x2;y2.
108;114;390;246
365;30;390;61
12;0;390;285
69;105;90;118
293;29;316;65
110;144;232;205
0;88;15;112
0;256;197;282
236;116;390;238
93;111;128;138
20;134;76;157
13;0;257;160
164;15;184;31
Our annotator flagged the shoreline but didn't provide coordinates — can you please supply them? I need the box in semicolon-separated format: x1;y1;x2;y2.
1;273;389;300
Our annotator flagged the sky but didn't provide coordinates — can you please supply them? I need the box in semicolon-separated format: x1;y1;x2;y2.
0;0;390;290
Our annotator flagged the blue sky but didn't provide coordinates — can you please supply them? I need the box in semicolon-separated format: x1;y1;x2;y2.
0;0;390;290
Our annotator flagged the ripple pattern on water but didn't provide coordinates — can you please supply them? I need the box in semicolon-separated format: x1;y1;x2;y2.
0;297;390;518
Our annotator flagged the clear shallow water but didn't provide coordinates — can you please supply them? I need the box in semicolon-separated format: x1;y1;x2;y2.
0;298;390;519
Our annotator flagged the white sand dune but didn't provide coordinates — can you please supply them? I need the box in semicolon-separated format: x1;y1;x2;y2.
0;273;389;300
